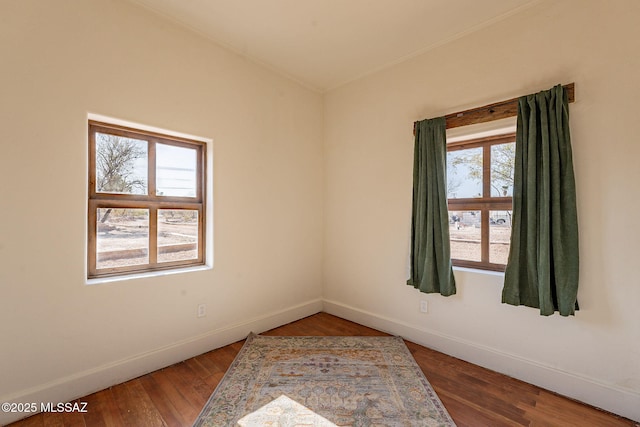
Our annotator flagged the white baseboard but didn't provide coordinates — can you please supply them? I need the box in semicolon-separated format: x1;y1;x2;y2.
323;299;640;422
0;298;323;425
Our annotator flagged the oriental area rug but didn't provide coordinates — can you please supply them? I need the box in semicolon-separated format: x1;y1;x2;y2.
193;333;456;426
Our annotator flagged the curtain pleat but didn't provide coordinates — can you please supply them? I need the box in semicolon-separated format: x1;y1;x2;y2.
407;117;456;296
502;85;579;316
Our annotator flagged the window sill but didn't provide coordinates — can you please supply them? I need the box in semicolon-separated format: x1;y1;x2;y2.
453;265;505;277
86;264;212;285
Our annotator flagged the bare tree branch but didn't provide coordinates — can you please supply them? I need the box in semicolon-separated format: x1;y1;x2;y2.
95;133;147;222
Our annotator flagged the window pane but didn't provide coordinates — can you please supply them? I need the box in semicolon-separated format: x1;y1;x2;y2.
449;210;481;262
96;208;149;269
95;133;148;194
156;144;197;197
158;209;198;263
491;143;515;197
490;210;512;265
447;148;483;198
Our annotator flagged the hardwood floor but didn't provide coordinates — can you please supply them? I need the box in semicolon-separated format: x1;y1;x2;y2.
8;312;637;427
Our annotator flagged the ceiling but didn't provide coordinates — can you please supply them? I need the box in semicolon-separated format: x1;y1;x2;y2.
129;0;538;92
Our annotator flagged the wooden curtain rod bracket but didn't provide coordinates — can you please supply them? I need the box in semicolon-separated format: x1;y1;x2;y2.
413;83;575;134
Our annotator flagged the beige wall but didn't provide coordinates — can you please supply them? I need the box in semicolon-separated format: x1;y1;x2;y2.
0;0;323;422
323;0;640;420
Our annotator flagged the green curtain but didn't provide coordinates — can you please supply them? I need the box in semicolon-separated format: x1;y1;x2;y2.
502;84;579;316
407;117;456;296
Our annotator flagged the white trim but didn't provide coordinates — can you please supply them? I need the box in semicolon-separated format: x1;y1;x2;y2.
322;299;640;422
0;299;323;425
452;265;504;277
446;116;516;142
86;264;212;285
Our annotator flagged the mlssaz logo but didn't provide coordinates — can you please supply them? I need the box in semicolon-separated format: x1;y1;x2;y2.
41;402;88;413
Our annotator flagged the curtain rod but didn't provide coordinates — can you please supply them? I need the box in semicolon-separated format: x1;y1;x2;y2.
413;83;575;134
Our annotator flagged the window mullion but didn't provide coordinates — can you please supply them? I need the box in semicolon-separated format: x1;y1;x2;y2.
481;207;490;263
149;205;158;266
197;145;204;204
148;140;157;199
148;141;158;266
483;145;491;198
482;145;491;263
198;205;204;263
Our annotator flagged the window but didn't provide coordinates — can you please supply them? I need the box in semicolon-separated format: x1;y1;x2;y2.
447;133;515;271
88;121;206;279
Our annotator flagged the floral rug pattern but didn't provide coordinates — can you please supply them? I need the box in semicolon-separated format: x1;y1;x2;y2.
194;333;456;426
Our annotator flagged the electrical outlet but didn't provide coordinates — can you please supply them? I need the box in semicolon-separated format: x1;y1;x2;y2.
420;300;428;313
197;303;206;318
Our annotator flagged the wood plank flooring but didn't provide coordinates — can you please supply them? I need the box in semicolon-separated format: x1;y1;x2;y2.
8;312;638;426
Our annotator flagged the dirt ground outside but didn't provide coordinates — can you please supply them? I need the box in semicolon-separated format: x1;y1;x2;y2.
450;223;511;265
96;212;198;269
